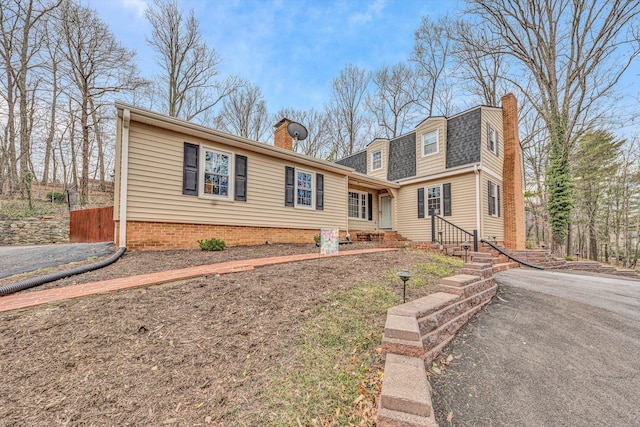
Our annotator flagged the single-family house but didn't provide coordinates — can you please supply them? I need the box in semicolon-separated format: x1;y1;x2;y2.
113;93;525;251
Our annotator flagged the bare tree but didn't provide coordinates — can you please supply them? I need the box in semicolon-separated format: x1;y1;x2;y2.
0;0;61;194
411;15;456;117
466;0;640;250
215;80;270;141
145;0;240;122
274;108;331;158
368;61;418;138
449;19;508;107
57;0;144;204
325;64;371;159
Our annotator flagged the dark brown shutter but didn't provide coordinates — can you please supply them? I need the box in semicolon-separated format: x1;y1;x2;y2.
183;143;199;196
496;130;499;156
316;173;324;210
418;188;425;218
285;166;294;207
443;183;451;216
234;155;247;201
497;184;501;217
368;193;373;221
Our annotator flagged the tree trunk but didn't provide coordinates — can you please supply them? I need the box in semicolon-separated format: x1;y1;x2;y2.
80;87;89;206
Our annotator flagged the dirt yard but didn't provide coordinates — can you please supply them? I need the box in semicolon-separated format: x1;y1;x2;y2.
0;244;446;426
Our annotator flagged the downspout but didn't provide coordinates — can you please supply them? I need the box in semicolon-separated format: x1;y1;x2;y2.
119;109;131;249
474;164;481;235
344;177;350;240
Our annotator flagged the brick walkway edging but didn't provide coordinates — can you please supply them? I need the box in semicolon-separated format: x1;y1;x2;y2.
377;260;509;427
0;248;397;314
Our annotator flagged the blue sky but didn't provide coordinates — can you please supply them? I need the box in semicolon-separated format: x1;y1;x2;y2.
85;0;639;141
85;0;458;113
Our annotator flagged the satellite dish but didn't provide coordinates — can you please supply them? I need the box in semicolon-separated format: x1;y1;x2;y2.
287;121;308;141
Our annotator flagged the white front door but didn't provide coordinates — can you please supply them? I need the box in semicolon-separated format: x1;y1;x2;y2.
379;194;392;229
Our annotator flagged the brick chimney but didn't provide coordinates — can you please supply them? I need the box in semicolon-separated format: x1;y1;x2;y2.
274;118;293;151
501;93;526;250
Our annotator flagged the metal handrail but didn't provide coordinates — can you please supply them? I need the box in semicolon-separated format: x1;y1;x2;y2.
431;211;478;252
480;239;545;270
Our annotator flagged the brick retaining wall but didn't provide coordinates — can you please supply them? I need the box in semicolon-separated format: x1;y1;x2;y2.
377;262;498;427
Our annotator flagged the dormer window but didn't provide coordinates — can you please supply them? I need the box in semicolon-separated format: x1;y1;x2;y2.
422;130;438;157
371;150;382;171
487;123;499;155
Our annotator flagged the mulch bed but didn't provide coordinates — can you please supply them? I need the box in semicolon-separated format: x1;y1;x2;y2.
0;244;435;426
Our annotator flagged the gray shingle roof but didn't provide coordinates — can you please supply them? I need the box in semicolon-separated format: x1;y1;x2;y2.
387;132;416;181
446;108;481;168
336;151;367;174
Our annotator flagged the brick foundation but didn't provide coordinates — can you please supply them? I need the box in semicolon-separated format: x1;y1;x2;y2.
116;220;357;251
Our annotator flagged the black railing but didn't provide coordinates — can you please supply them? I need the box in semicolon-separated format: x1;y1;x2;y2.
431;210;478;252
480;239;545;270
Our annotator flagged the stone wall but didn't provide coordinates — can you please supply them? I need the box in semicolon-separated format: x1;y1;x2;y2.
0;218;69;246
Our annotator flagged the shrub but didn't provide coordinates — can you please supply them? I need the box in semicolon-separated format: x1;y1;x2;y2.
46;191;66;203
313;234;321;243
198;237;226;251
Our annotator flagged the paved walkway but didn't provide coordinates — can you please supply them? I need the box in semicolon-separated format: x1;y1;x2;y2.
0;248;397;313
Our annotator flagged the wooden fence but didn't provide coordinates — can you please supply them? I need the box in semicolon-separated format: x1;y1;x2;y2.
69;206;114;243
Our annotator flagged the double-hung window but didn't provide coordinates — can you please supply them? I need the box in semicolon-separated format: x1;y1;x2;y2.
371;150;382;171
203;148;231;198
427;185;441;215
487;124;499;155
296;170;313;207
348;191;368;219
488;180;500;216
422;130;438;157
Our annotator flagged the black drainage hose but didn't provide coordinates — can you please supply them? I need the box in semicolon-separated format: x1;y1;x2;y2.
0;246;127;297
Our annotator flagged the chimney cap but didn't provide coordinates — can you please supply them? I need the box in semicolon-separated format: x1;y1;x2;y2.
274;117;291;128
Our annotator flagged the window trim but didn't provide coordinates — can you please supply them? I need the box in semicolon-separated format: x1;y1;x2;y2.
348;190;369;220
199;145;233;200
371;150;383;171
426;184;442;216
421;130;439;158
294;168;315;209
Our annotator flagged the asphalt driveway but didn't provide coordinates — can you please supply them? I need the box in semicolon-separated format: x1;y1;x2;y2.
0;242;114;279
431;268;640;426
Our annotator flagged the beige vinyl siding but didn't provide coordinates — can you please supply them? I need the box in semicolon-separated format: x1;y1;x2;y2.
124;122;347;230
481;108;503;176
347;185;379;231
481;172;504;241
367;139;389;180
396;173;477;241
415;117;447;176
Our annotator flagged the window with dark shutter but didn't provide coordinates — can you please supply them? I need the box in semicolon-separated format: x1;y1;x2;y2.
443;183;451;216
183;142;199;196
418;187;425;218
285;166;295;206
488;180;494;216
497;185;501;217
368;193;373;220
316;174;324;210
234;155;247;201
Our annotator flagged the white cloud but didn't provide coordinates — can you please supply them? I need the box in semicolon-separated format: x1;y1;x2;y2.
349;0;387;25
120;0;148;17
